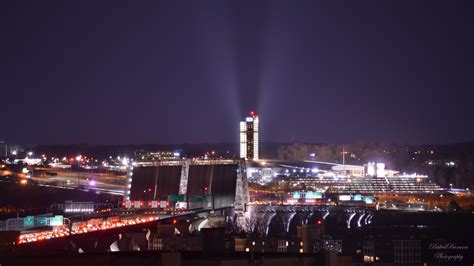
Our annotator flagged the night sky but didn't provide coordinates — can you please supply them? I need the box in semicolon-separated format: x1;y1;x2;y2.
1;1;473;145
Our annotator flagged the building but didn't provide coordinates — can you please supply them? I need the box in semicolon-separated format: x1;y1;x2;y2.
149;226;229;253
0;231;19;255
244;159;442;195
297;222;325;253
364;162;386;177
234;237;302;253
3;248;353;266
240;112;259;160
393;239;421;266
317;238;343;254
149;235;202;251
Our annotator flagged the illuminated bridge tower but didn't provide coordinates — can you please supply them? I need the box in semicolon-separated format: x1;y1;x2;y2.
240;112;259;160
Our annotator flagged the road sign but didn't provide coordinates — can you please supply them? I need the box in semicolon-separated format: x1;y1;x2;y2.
189;195;207;202
151;201;158;208
160;201;167;208
49;215;64;226
36;217;48;226
24;216;34;227
168;195;185;202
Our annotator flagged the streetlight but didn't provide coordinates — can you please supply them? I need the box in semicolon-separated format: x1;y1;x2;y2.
76;155;82;187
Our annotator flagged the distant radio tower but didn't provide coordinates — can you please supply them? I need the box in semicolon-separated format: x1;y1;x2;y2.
342;145;346;172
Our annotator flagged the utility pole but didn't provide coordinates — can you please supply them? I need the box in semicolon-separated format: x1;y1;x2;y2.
342;146;346;174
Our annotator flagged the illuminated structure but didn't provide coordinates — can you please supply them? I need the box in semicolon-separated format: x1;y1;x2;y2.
245;159;443;195
364;162;386;177
134;150;181;161
124;159;250;211
240;112;259;160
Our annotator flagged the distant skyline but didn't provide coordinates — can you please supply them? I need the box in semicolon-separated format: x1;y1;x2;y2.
1;1;473;145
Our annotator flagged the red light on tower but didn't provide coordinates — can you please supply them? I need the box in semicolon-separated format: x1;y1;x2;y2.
250;111;255;117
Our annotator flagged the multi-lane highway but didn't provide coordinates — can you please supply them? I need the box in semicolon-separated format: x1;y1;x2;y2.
18;209;193;244
31;174;125;195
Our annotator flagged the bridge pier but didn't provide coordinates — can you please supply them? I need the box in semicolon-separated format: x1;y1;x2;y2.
282;212;296;233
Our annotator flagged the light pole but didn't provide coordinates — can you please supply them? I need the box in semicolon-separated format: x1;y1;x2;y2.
76;155;81;188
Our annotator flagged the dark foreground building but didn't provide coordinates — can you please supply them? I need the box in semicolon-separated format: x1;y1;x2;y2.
0;250;353;266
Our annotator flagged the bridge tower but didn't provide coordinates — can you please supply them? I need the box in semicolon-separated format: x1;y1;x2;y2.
234;159;250;212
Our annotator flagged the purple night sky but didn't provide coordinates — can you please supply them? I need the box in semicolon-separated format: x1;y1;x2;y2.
1;1;473;145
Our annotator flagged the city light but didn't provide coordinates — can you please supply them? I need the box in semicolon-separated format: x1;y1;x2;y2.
1;2;471;264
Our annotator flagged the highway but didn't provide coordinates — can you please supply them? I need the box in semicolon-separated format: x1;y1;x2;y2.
1;168;126;195
18;209;193;244
30;173;125;195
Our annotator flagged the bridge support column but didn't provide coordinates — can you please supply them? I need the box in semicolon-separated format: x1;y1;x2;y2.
178;160;190;195
283;212;296;233
124;166;134;201
234;159;249;212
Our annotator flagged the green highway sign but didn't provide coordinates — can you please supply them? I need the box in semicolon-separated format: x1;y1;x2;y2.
37;217;48;226
189;195;207;202
24;216;34;227
168;195;185;202
49;215;64;226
